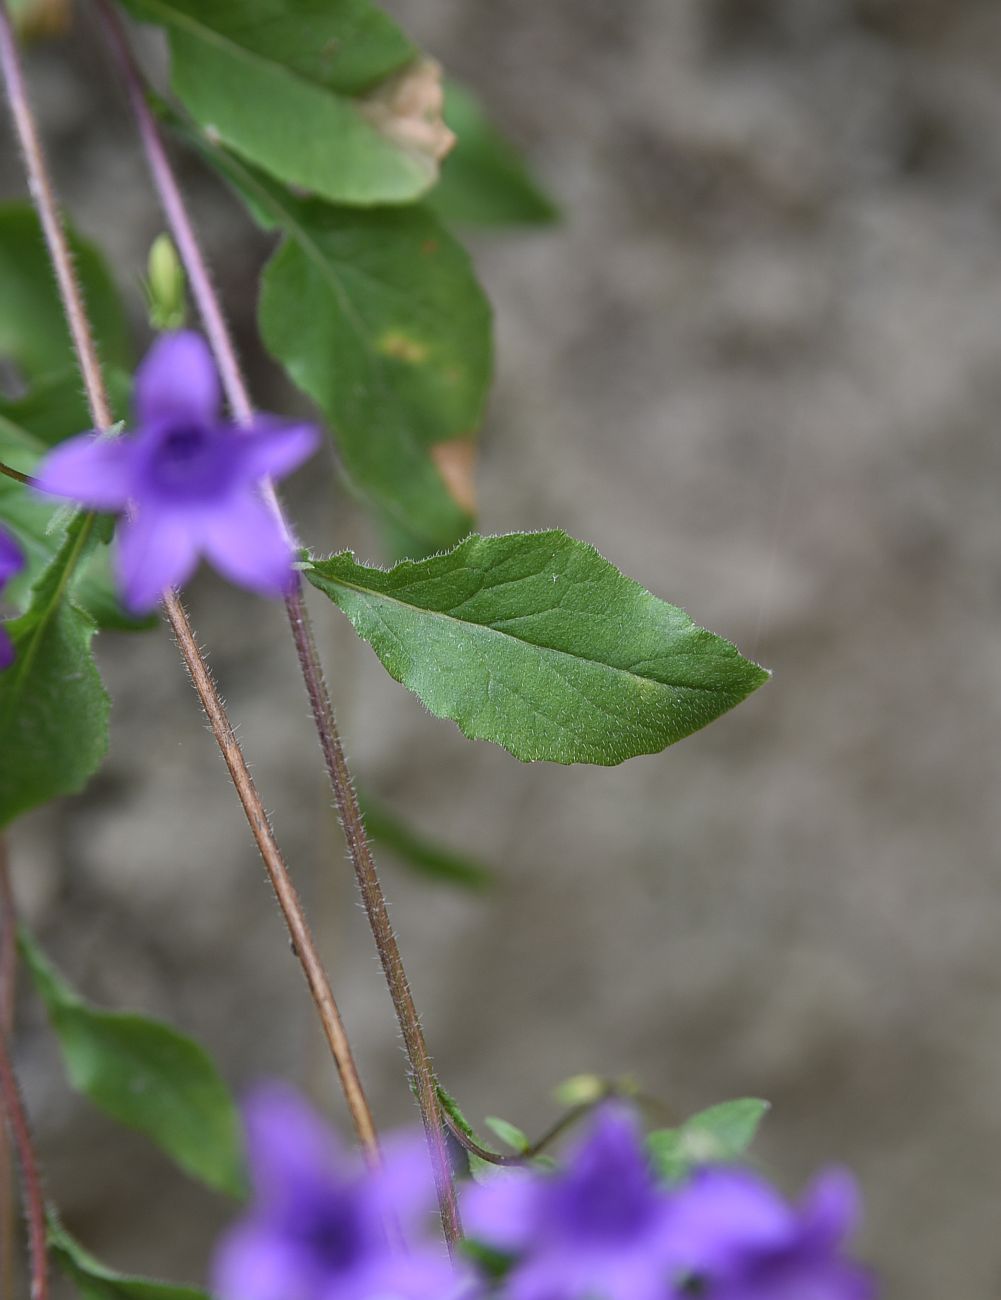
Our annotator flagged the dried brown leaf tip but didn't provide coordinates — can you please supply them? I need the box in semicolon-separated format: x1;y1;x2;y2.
431;439;477;516
361;59;456;166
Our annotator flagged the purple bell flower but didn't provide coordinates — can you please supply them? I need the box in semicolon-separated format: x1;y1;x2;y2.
664;1165;875;1300
0;525;25;670
464;1105;678;1300
34;331;318;613
212;1083;470;1300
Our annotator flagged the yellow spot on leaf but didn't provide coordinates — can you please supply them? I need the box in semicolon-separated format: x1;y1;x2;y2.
378;331;429;365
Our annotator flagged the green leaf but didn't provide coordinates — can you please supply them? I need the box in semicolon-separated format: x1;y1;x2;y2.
119;0;445;206
0;203;128;383
305;531;769;765
359;794;493;890
484;1115;530;1154
48;1210;209;1299
0;515;110;827
435;1083;502;1182
250;171;490;549
20;928;245;1198
648;1098;770;1183
428;82;559;227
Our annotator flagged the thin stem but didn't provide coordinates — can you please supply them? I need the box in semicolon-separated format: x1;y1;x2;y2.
0;843;16;1300
0;463;33;488
93;0;462;1247
0;846;45;1300
0;1038;45;1300
162;590;379;1158
0;0;379;1160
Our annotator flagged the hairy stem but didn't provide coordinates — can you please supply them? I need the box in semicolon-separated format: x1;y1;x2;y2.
0;0;379;1159
93;0;461;1247
0;846;44;1300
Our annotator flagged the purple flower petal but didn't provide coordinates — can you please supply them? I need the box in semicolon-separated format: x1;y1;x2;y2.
199;490;295;599
134;331;220;427
212;1220;316;1300
116;510;200;613
237;419;321;484
662;1168;794;1274
0;528;24;585
798;1169;861;1251
242;1083;343;1218
463;1168;539;1253
0;627;14;672
34;431;133;510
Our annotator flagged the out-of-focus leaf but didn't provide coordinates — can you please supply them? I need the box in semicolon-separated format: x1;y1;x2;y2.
0;203;128;383
0;515;109;828
360;794;493;890
20;929;245;1198
648;1098;770;1183
429;82;558;227
484;1115;530;1154
118;0;447;205
306;531;769;766
48;1210;209;1299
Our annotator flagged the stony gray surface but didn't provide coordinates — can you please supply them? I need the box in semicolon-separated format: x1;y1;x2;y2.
4;1;1001;1295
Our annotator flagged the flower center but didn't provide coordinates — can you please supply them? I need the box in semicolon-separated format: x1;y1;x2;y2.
147;422;233;499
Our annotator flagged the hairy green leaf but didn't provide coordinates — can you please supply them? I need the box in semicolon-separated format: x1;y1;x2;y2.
0;203;128;384
360;794;493;890
306;531;769;765
48;1210;209;1299
20;929;245;1198
648;1098;770;1183
0;516;109;827
429;82;559;227
119;0;444;205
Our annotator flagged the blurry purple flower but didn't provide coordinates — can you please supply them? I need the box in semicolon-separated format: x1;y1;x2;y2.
212;1082;470;1300
464;1105;677;1300
35;331;318;612
0;525;25;671
664;1166;874;1300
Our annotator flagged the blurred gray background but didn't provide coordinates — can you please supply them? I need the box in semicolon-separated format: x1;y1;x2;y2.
5;0;1001;1295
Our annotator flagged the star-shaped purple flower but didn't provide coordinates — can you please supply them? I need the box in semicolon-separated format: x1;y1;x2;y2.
464;1105;678;1300
664;1165;875;1300
212;1083;470;1300
0;525;25;671
35;331;318;613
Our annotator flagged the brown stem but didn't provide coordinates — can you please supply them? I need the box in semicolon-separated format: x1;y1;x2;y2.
0;843;16;1300
0;1034;46;1300
0;464;33;488
0;844;44;1300
92;0;461;1247
0;0;379;1159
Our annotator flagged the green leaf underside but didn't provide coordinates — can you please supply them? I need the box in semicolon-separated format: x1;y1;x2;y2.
429;82;559;228
0;204;129;384
306;531;769;766
648;1098;770;1183
0;516;110;828
20;929;245;1198
48;1211;209;1299
359;794;493;889
119;0;437;205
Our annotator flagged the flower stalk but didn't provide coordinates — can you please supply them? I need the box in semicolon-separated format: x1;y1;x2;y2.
0;0;379;1160
93;0;462;1248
